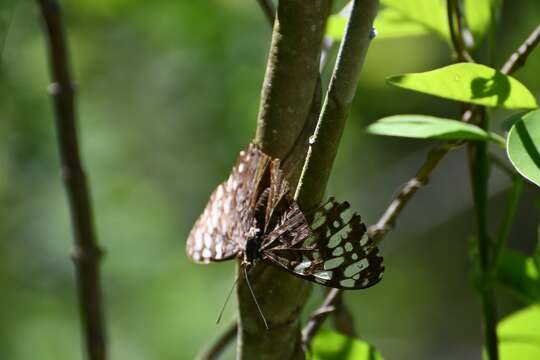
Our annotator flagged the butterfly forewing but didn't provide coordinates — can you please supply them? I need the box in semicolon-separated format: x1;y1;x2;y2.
186;144;270;263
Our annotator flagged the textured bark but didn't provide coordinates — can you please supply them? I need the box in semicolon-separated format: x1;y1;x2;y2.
237;1;330;359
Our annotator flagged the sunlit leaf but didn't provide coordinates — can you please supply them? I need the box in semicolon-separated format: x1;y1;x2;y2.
366;115;505;145
309;330;384;360
498;306;540;359
464;0;502;46
507;110;540;187
497;249;540;304
326;7;430;41
387;63;538;109
381;0;449;39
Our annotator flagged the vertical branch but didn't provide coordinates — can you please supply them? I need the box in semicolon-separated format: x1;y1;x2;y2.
36;1;107;360
238;1;330;359
446;1;498;358
255;0;329;163
467;112;499;360
295;0;379;210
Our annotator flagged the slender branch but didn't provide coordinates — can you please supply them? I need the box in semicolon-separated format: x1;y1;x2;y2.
302;288;341;345
35;1;107;360
198;322;238;360
501;25;540;75
331;290;356;337
256;0;275;26
449;1;504;353
447;0;474;62
446;0;498;352
295;0;380;210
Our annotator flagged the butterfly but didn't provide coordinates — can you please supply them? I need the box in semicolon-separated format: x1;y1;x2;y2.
186;143;383;290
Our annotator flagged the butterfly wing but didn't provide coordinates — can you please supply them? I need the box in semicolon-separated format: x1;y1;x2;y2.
262;198;384;289
186;143;271;263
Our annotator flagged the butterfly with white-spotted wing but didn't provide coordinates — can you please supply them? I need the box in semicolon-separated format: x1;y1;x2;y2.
186;143;384;290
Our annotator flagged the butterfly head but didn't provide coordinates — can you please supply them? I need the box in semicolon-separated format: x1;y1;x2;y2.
243;226;262;270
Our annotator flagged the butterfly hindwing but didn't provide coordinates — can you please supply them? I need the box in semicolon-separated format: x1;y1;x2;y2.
262;199;384;289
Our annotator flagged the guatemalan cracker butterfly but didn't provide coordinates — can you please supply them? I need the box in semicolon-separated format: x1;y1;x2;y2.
186;143;383;290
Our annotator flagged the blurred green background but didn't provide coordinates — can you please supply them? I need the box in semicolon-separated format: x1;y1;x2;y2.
1;0;539;359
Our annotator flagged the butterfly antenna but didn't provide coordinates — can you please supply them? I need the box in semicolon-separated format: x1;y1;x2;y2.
216;277;239;325
243;266;269;330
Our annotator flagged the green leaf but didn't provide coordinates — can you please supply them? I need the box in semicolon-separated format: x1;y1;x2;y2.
464;0;502;45
387;63;538;109
309;330;384;360
498;306;540;359
326;7;430;41
507;110;540;187
366;115;505;145
497;249;540;304
381;0;449;40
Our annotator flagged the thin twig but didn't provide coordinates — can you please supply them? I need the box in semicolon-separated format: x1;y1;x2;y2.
332;290;356;337
198;322;238;360
35;1;107;360
302;289;341;345
256;0;275;26
501;25;540;75
447;0;474;62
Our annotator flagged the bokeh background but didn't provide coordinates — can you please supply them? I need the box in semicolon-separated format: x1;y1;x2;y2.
1;0;539;359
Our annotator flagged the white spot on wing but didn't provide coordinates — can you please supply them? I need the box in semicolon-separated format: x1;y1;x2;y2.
360;233;369;246
332;247;344;256
344;242;353;252
314;271;333;280
340;279;355;288
327;236;341;248
294;260;312;274
204;233;212;248
324;257;345;270
344;259;369;277
194;232;203;251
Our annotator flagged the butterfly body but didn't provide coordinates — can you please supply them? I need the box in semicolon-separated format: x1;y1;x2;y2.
187;143;384;290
